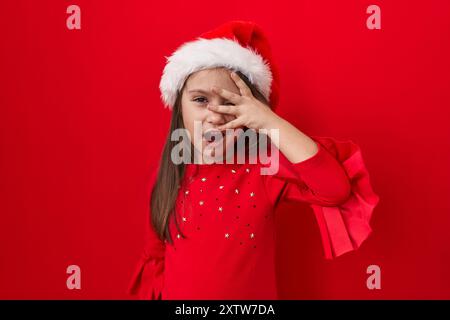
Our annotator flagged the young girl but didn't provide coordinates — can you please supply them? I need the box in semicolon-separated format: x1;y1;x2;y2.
127;20;379;300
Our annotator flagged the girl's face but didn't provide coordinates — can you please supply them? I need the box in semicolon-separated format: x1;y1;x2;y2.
181;67;243;161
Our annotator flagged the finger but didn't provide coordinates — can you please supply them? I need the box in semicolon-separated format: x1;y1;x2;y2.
230;71;253;97
211;86;241;104
217;118;243;131
207;104;239;116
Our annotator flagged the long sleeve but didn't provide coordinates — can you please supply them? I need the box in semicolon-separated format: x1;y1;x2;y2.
263;135;380;259
126;170;166;300
126;209;166;299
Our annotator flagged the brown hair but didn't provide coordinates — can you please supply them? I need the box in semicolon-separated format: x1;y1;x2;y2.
151;69;270;244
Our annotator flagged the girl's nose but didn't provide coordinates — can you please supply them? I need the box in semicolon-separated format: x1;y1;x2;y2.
205;105;226;125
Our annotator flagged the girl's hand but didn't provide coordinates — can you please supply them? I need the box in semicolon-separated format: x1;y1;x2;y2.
209;71;319;164
207;71;280;131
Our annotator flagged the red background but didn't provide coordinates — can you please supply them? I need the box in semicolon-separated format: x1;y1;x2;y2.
1;0;449;299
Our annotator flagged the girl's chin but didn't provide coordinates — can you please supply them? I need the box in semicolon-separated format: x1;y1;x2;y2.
200;140;235;161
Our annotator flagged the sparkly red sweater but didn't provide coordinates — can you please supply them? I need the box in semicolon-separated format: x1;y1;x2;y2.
127;136;379;300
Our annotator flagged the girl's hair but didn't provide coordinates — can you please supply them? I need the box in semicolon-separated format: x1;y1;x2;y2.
151;69;270;244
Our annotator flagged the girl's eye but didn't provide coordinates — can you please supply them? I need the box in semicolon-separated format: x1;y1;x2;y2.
193;97;234;106
193;97;208;104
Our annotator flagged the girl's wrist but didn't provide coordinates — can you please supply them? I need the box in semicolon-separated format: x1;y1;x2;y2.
259;111;284;131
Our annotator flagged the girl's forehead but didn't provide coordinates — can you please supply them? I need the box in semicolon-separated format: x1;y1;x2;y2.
185;68;238;93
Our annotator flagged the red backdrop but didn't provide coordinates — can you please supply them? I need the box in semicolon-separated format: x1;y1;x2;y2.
1;0;449;299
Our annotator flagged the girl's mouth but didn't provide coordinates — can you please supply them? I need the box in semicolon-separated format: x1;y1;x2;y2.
202;129;225;146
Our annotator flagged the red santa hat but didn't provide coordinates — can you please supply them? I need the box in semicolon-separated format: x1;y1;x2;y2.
159;20;280;110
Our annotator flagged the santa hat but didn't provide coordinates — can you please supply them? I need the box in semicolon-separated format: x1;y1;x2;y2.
159;20;280;110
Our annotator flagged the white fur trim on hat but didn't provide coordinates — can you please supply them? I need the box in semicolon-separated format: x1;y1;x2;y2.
159;37;273;109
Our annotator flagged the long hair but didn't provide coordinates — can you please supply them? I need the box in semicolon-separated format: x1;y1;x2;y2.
151;69;270;244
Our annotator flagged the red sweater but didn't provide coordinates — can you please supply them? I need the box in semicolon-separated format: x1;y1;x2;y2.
127;136;379;300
